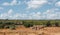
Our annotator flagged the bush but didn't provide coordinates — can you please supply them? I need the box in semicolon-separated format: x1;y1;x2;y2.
55;22;59;27
23;23;33;28
0;25;4;29
0;22;4;29
5;22;14;25
0;22;19;29
46;21;52;27
9;25;16;30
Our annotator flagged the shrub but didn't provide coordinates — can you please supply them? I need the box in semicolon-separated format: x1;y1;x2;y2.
23;23;33;28
55;22;59;27
5;22;14;25
0;25;4;29
9;25;16;30
0;22;4;29
46;21;52;27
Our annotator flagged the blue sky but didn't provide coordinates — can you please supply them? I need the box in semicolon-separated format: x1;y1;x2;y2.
0;0;60;20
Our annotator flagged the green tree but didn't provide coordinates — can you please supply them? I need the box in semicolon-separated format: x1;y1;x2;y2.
55;22;59;27
5;22;14;25
23;23;33;28
0;22;4;29
46;21;52;27
4;22;15;29
9;25;16;30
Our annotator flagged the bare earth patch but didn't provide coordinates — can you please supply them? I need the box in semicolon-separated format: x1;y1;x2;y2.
43;27;60;35
0;26;60;35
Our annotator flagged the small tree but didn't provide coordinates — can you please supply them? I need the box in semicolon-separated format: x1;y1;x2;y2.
0;22;4;29
9;25;16;30
46;21;52;27
23;23;33;28
55;22;59;27
5;22;14;25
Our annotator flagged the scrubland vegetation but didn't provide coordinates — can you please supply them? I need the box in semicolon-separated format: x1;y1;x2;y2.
0;20;60;29
0;20;60;35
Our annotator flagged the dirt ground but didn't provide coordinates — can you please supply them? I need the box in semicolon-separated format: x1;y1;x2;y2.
43;27;60;35
0;26;60;35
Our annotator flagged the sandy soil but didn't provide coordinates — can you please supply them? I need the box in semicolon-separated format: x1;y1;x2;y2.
43;27;60;35
0;26;60;35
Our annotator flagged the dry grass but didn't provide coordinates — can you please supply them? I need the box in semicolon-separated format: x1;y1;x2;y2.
0;26;60;35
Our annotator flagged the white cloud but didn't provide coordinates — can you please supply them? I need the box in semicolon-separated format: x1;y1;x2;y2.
0;9;13;19
48;0;57;5
2;0;21;6
42;8;60;19
0;13;8;19
2;2;10;6
26;0;48;9
0;8;60;20
0;7;3;10
43;8;58;14
7;9;13;14
6;12;42;19
55;1;60;7
10;13;28;19
27;12;41;19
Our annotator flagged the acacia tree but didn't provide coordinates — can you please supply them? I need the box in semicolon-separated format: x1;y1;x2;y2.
55;22;59;27
0;22;4;29
46;21;52;27
23;23;33;28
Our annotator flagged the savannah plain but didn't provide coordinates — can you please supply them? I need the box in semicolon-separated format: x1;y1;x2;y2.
0;20;60;35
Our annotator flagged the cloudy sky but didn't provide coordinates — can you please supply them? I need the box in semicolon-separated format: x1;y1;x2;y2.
0;0;60;20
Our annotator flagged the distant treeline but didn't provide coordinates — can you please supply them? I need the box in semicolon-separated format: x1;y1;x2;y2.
0;20;60;29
